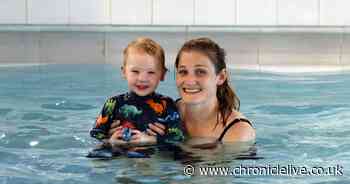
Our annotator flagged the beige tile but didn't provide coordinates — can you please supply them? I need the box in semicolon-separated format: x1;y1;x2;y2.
39;32;105;64
0;32;39;64
106;32;187;67
339;31;350;68
186;32;260;70
259;33;342;68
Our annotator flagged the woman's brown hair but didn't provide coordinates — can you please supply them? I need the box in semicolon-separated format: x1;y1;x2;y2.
175;37;240;127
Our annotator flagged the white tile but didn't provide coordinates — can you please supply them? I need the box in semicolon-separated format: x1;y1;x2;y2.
0;0;26;24
194;0;235;25
28;0;69;24
153;0;194;25
111;0;152;25
277;0;319;25
70;0;109;24
320;0;350;25
237;0;277;25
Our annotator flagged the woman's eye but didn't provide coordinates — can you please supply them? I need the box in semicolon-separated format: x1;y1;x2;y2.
195;69;207;76
177;70;187;75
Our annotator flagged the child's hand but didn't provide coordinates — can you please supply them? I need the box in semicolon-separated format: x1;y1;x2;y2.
147;122;166;136
129;130;157;145
109;129;129;147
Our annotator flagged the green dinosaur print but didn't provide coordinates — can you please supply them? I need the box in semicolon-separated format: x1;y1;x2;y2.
104;99;117;116
166;127;185;142
119;104;142;119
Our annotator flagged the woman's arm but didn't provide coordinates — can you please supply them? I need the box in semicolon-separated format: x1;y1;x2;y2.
147;123;166;136
221;121;256;142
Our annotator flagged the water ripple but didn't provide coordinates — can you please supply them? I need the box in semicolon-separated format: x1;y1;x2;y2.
41;101;95;111
254;104;348;115
0;108;12;116
22;112;67;121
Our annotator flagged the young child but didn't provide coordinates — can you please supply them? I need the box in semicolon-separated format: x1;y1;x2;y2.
88;37;184;158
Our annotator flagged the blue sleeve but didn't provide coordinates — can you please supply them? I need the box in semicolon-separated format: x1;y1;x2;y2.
90;97;117;140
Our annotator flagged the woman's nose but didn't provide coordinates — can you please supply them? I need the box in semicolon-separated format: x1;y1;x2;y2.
182;73;197;85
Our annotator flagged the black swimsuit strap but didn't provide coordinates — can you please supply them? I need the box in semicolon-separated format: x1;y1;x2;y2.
217;118;252;142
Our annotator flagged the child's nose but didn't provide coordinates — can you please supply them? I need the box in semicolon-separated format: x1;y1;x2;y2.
138;72;149;81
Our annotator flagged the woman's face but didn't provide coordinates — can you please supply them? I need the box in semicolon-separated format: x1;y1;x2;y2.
176;51;226;105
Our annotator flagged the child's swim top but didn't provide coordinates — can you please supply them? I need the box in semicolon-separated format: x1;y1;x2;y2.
90;92;184;144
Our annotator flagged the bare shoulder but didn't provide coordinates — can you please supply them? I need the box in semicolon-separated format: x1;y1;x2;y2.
221;111;256;142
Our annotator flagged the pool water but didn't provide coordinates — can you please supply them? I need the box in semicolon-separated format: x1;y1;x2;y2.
0;64;349;183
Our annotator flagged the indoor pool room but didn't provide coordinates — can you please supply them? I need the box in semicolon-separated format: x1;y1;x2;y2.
1;0;350;184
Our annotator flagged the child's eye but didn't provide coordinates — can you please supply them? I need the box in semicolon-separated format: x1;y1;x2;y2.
131;70;139;74
148;71;155;74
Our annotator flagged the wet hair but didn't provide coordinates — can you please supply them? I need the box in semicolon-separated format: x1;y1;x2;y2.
175;37;240;127
123;37;167;73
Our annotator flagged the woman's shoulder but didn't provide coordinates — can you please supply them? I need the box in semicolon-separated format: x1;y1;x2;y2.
220;110;256;142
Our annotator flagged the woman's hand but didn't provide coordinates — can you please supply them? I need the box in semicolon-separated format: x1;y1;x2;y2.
147;122;166;136
108;120;121;137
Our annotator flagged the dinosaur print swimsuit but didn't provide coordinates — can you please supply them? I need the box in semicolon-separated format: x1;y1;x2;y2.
90;91;184;144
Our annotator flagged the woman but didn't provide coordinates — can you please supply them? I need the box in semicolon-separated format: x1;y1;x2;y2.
109;37;255;145
147;37;255;144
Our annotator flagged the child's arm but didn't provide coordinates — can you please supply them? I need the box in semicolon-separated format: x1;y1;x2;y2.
90;98;117;140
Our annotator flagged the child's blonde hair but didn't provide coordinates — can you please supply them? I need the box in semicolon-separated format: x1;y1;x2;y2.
123;37;167;73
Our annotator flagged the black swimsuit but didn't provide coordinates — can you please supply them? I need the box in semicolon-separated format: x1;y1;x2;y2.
217;118;253;142
175;98;253;142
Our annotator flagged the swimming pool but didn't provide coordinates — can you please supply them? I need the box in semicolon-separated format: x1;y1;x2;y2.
0;64;348;183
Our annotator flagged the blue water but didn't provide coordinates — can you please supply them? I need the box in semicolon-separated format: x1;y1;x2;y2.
0;64;349;183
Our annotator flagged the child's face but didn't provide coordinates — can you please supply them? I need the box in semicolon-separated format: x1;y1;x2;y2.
122;48;164;96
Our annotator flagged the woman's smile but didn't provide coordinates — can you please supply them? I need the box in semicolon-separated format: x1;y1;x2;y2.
182;87;202;94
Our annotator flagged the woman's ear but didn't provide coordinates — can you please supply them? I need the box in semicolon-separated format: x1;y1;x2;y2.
216;69;227;85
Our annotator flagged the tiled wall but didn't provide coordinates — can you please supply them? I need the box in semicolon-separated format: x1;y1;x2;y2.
0;31;348;72
0;0;349;72
2;0;350;26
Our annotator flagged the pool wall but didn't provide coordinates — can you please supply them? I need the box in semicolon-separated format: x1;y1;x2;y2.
0;27;349;73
